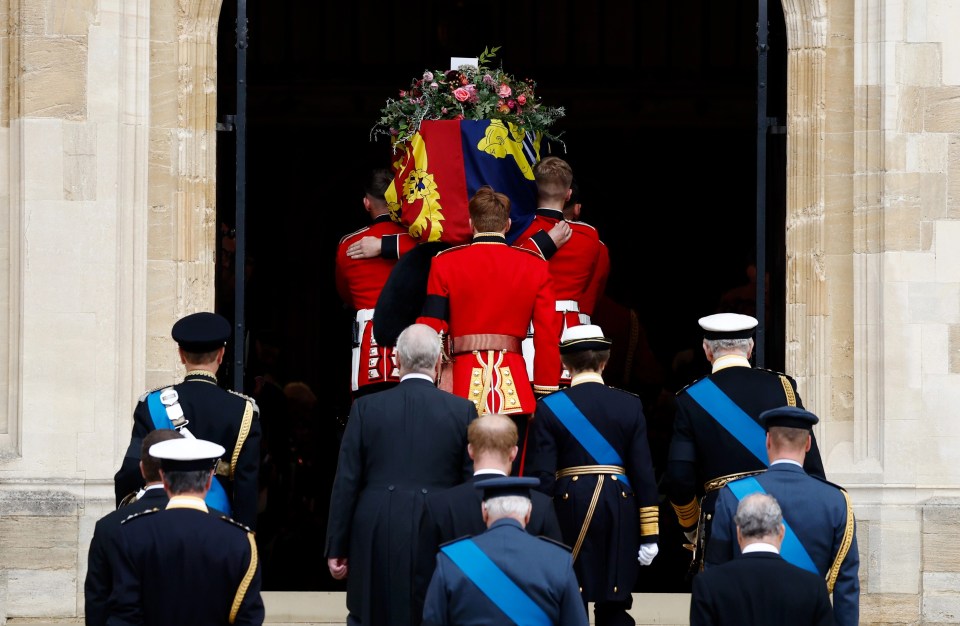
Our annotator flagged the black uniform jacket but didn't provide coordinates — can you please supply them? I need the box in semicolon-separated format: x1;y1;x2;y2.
666;364;826;531
85;487;169;626
114;371;262;528
107;502;263;626
525;380;660;602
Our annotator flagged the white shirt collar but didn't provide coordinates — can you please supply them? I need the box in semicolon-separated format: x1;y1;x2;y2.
401;373;434;383
771;459;803;468
570;372;604;386
473;469;507;477
742;542;780;555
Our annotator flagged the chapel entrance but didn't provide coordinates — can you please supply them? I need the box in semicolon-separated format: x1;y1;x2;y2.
214;0;788;593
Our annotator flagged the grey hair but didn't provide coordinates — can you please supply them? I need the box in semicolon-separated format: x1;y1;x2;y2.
483;495;532;521
704;337;754;355
734;492;783;539
395;323;442;373
163;469;213;495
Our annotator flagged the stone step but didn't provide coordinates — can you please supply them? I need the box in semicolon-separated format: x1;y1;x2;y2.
5;592;692;625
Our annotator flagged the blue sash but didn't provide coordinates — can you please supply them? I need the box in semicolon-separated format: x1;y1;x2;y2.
727;477;818;574
146;390;232;516
542;392;630;488
441;539;551;626
686;379;768;466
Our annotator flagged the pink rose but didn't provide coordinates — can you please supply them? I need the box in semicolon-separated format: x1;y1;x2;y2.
507;99;516;110
517;94;527;105
453;87;470;102
399;90;406;97
423;71;434;82
498;84;512;98
483;74;496;86
430;82;439;90
465;84;479;101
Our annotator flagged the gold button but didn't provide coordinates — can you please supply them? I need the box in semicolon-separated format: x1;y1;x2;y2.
505;379;513;386
473;380;481;386
563;493;569;500
509;399;517;405
614;586;618;593
572;476;578;481
611;475;618;481
622;492;628;498
707;514;712;521
579;586;583;593
472;390;480;396
507;389;515;395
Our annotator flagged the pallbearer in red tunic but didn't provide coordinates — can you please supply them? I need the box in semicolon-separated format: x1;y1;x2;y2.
513;157;604;384
417;186;561;475
335;168;415;398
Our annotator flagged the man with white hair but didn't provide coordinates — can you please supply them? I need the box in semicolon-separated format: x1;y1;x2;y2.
664;312;827;574
689;492;833;625
422;477;588;626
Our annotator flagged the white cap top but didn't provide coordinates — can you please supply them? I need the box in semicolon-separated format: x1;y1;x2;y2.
149;438;225;470
698;313;758;339
559;324;612;353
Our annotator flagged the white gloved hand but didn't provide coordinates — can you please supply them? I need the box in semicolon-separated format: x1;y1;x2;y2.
637;543;659;566
684;529;698;545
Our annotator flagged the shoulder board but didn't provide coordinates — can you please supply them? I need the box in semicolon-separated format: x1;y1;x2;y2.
537;535;573;552
757;367;794;380
606;385;642;400
438;535;472;548
219;515;254;533
676;375;708;396
434;243;471;256
338;225;371;245
120;507;162;524
809;474;848;493
138;384;169;403
228;390;260;414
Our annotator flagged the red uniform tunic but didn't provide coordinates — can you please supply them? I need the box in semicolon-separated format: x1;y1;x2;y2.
416;233;561;416
579;239;610;323
335;214;415;392
513;209;604;382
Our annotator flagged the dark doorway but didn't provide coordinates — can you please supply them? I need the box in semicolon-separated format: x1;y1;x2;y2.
216;0;788;593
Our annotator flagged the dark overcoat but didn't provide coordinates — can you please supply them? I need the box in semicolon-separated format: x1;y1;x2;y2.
690;552;835;626
325;377;476;626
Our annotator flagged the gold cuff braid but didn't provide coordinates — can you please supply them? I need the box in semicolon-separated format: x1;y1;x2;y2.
640;505;659;536
671;496;700;528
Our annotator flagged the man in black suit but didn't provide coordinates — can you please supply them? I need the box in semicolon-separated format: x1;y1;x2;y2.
422;477;588;626
85;429;183;626
689;492;834;626
108;437;263;625
665;312;827;572
325;323;477;626
414;413;563;622
114;311;261;529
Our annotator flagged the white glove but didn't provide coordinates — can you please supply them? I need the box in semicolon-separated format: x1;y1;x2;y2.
637;543;659;566
684;529;698;545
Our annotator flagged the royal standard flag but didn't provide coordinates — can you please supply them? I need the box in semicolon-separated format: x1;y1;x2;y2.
385;119;542;246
